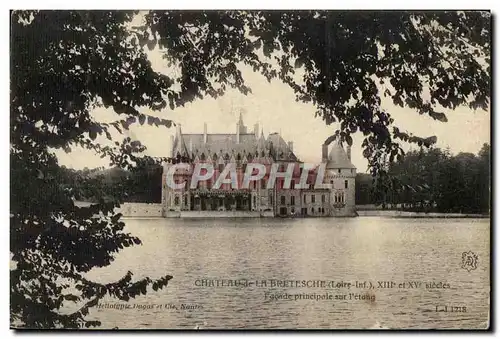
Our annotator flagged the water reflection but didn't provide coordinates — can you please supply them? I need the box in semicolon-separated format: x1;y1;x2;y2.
85;217;490;329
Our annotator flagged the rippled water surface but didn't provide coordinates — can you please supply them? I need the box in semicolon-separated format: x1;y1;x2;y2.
86;217;490;329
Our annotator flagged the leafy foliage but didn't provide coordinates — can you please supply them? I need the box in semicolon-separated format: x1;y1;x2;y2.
143;10;490;174
11;11;174;328
62;156;164;204
356;144;490;214
11;10;490;328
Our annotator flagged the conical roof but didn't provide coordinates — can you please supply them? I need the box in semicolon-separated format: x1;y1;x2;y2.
326;142;356;169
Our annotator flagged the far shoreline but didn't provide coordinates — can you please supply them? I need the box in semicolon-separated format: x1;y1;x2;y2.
356;210;489;219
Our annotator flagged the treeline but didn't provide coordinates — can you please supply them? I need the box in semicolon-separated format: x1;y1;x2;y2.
356;143;490;214
61;157;163;204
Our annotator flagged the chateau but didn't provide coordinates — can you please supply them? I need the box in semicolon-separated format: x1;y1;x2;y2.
161;114;356;217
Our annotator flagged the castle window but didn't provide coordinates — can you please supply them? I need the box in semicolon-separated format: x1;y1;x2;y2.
269;194;273;205
311;207;315;213
338;169;341;174
242;163;247;173
174;196;180;206
261;179;266;189
345;180;348;189
291;180;295;189
184;195;187;206
218;164;224;172
321;194;325;203
334;192;345;204
281;196;286;205
303;195;307;203
311;195;316;203
291;196;295;206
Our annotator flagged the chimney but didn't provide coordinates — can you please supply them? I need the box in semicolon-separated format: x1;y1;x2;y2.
170;135;174;158
236;121;240;144
254;123;259;138
288;141;293;152
203;123;207;143
322;144;328;162
346;144;352;160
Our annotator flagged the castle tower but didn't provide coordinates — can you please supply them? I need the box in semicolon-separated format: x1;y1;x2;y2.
323;141;356;216
162;123;192;216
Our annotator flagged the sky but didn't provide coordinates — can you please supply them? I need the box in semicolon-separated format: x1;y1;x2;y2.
55;28;490;174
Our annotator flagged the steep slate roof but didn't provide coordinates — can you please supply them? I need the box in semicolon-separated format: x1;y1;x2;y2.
173;126;355;169
326;142;356;169
181;133;260;156
172;130;299;162
267;133;298;161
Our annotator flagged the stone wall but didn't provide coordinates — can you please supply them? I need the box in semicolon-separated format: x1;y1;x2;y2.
275;189;301;216
301;189;330;216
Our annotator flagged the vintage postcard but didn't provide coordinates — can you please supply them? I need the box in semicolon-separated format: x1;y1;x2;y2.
10;10;491;330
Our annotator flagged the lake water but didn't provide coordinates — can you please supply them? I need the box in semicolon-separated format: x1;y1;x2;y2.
85;217;490;329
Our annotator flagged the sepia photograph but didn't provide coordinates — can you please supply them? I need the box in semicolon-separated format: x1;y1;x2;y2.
9;9;491;330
